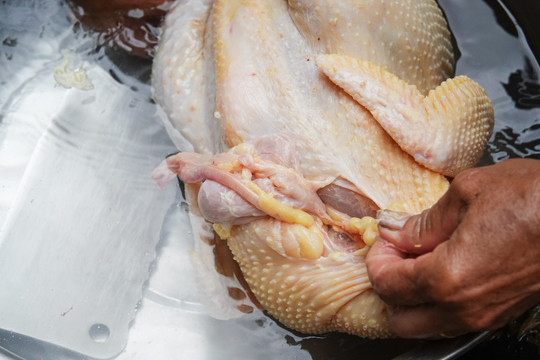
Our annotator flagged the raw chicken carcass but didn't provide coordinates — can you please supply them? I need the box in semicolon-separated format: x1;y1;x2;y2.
151;0;494;338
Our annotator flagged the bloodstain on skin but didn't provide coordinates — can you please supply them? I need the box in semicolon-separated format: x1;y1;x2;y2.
60;306;74;317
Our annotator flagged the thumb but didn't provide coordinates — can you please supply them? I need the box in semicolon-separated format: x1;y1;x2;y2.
377;190;466;254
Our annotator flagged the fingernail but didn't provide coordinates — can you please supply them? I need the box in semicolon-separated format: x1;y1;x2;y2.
377;209;411;230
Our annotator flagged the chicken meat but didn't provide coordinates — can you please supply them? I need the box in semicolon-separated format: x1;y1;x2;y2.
151;0;494;338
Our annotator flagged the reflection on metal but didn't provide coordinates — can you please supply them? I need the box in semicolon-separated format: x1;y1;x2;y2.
392;332;494;360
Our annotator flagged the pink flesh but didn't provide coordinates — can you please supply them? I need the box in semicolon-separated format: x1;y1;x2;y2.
317;183;379;219
166;135;332;224
166;134;379;229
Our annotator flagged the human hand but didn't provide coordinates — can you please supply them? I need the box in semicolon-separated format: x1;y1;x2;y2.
67;0;173;58
366;158;540;338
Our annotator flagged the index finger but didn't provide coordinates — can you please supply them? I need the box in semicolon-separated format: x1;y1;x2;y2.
366;239;432;306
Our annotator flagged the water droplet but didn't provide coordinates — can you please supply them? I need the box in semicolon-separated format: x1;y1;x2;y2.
89;324;110;343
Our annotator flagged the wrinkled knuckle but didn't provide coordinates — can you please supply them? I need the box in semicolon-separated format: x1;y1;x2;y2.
415;210;431;238
402;211;434;251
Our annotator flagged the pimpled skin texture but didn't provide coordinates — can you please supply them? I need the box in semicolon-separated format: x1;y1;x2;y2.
152;0;494;338
316;55;494;177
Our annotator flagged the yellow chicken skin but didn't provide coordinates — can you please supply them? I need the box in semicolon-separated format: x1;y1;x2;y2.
152;0;494;338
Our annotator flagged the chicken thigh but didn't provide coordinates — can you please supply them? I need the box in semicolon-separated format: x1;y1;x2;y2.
152;0;494;338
